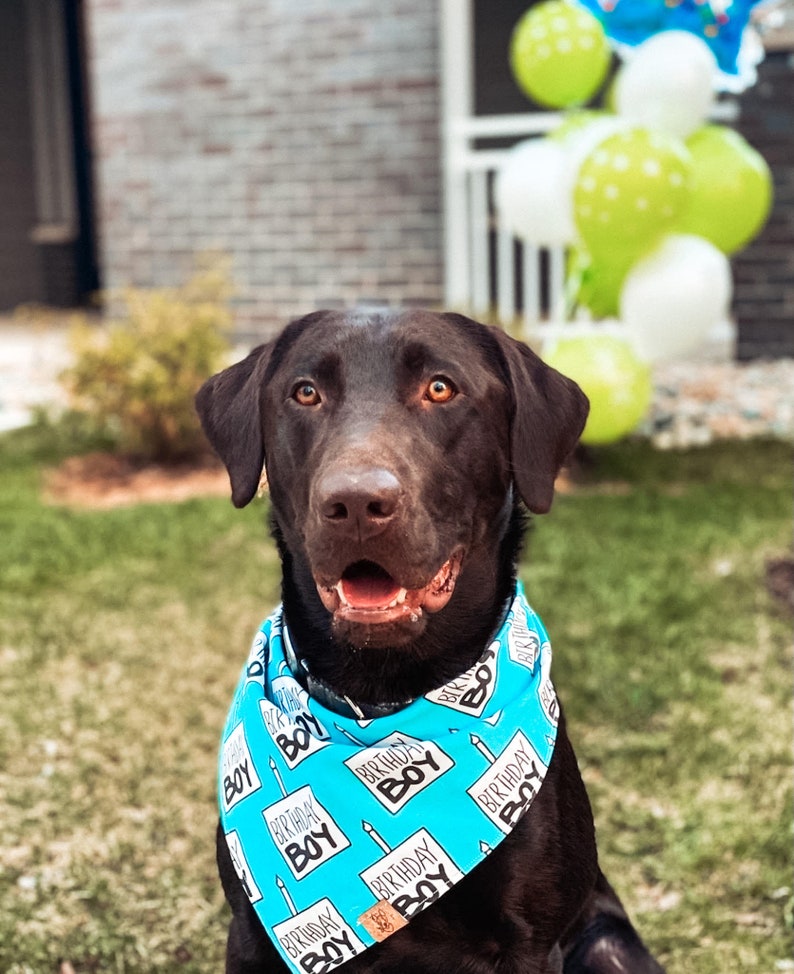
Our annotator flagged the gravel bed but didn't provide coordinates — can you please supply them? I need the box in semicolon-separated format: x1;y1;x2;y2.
641;359;794;449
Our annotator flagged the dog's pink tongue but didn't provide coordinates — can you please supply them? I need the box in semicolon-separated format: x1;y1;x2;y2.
340;567;402;609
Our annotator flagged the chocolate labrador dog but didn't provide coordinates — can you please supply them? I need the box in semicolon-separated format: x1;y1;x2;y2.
196;310;665;974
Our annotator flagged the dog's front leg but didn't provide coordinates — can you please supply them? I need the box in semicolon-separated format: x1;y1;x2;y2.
217;822;287;973
561;871;665;974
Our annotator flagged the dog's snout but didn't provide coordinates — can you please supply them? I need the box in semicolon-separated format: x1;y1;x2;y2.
316;467;402;538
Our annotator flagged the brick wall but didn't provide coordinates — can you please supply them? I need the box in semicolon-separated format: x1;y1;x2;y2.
84;0;443;336
733;51;794;359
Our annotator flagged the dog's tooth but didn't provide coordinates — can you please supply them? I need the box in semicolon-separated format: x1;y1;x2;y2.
395;588;407;604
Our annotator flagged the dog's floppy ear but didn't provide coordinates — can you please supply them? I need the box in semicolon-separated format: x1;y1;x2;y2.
195;343;274;508
492;329;589;514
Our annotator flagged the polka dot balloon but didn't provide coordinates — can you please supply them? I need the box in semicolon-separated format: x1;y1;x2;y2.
510;0;612;109
573;128;692;262
544;334;653;445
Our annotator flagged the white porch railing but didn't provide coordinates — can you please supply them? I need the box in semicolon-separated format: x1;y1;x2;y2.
439;0;571;342
443;112;570;340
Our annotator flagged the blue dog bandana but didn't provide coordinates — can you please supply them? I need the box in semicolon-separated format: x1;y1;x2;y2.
219;583;558;974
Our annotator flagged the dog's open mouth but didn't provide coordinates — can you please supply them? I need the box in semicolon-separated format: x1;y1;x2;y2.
316;551;463;626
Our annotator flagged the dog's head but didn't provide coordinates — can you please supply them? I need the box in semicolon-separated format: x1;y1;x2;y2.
196;310;587;652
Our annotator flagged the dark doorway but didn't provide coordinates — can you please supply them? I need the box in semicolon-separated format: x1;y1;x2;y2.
0;0;98;311
474;0;540;118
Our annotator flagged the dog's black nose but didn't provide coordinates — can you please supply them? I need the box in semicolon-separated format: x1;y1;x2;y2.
316;467;402;539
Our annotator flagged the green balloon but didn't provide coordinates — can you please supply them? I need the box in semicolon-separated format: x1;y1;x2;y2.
573;129;692;262
510;1;611;109
544;334;652;445
568;247;634;318
678;125;773;254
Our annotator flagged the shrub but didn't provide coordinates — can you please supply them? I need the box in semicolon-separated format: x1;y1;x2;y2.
62;261;233;462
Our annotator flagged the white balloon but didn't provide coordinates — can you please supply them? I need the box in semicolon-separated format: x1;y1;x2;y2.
495;138;576;246
616;31;718;139
620;234;732;363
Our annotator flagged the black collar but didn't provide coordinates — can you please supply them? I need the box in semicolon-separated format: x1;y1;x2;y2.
280;592;515;721
281;623;413;720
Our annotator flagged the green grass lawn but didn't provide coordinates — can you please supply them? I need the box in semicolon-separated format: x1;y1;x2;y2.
1;426;791;974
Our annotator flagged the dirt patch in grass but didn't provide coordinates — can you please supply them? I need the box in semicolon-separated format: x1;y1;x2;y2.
765;556;794;614
43;452;231;508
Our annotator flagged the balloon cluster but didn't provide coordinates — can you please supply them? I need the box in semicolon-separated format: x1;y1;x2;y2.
499;0;773;445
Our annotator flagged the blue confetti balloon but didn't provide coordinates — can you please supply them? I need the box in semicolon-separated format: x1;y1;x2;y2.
575;0;765;86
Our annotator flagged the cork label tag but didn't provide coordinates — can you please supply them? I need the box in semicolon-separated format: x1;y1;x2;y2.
358;900;408;942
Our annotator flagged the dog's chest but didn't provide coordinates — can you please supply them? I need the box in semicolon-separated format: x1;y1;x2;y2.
219;590;559;974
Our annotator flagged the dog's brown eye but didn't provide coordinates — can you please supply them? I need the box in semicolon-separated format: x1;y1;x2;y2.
425;376;456;404
293;382;321;406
